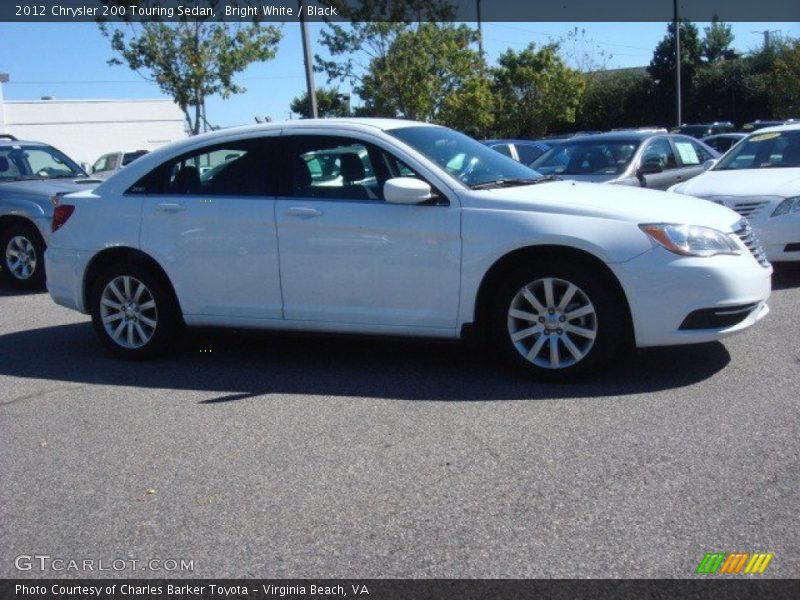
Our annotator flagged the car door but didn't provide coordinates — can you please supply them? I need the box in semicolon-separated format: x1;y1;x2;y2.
274;133;462;330
137;134;283;319
637;136;682;190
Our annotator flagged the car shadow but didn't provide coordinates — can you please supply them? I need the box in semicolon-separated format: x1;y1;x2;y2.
772;263;800;290
0;322;731;403
0;282;47;297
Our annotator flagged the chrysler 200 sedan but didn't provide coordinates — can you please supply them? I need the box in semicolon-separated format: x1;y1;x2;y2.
45;119;771;380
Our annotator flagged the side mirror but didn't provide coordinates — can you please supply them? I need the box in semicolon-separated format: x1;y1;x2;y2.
703;158;718;171
384;177;432;205
638;158;663;176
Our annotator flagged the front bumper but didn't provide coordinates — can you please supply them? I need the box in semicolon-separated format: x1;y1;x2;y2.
612;247;772;348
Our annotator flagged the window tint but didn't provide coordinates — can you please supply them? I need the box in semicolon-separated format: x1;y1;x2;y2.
290;136;381;201
128;138;277;195
122;151;147;166
715;130;800;170
642;138;677;170
491;144;514;158
515;143;547;165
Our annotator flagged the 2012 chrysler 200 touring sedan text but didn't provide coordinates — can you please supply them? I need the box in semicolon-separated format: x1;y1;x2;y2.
45;119;772;380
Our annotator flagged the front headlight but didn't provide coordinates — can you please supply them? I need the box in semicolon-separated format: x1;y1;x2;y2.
771;196;800;217
640;223;741;257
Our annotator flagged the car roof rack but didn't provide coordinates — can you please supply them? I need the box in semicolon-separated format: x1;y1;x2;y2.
0;133;18;141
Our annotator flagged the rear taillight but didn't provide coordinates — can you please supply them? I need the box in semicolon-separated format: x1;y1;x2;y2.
52;205;75;232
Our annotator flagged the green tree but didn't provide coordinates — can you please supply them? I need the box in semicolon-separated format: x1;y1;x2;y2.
99;8;282;134
648;21;703;123
290;87;351;118
770;38;800;117
491;43;584;138
576;69;656;131
355;23;492;129
703;17;736;62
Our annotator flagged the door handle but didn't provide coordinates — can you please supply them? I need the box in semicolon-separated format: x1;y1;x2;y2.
156;202;187;213
286;206;322;217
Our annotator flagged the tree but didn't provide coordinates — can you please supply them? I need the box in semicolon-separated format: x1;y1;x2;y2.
99;6;282;134
491;43;584;138
703;17;736;62
576;69;656;131
355;23;492;129
290;87;351;118
770;38;800;118
648;20;703;123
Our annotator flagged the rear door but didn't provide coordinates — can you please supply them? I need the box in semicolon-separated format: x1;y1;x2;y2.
137;134;283;319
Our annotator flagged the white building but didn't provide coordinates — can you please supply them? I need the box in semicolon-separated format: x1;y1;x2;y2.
0;79;187;167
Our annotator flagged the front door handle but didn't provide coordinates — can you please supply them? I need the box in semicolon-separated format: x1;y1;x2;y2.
286;206;322;217
156;202;187;213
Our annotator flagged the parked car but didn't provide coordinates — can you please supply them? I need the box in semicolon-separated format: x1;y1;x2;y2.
740;119;798;133
670;124;800;262
701;133;746;154
671;122;735;138
0;134;100;288
483;139;555;165
46;119;770;380
530;132;719;190
90;150;149;180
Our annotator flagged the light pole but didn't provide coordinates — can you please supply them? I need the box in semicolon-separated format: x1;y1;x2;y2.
476;0;484;56
674;0;682;126
299;0;318;119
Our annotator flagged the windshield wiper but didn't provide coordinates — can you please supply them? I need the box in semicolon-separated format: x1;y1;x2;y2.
469;178;541;190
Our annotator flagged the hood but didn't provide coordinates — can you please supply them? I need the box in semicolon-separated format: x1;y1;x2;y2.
0;178;102;201
463;180;742;232
556;173;618;183
672;168;800;199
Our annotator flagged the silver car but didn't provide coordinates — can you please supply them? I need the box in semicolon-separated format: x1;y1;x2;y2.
531;132;720;191
0;134;99;288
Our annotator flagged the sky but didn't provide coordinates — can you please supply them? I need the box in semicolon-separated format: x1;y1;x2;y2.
1;21;798;128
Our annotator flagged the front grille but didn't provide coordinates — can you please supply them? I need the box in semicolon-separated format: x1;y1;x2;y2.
733;220;770;268
732;200;769;218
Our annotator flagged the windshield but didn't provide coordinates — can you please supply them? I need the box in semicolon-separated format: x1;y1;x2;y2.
532;139;641;176
389;126;543;188
0;144;85;182
714;130;800;171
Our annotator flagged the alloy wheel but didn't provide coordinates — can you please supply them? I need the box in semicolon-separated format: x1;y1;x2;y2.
507;277;598;369
100;275;158;349
5;235;37;281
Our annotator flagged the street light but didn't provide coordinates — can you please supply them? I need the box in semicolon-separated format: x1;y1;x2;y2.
298;0;318;119
674;0;682;126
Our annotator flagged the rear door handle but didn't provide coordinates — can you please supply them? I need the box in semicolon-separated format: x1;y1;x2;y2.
286;206;322;217
156;202;187;213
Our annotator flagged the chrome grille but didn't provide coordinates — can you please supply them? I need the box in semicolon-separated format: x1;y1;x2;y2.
732;200;769;218
733;220;770;268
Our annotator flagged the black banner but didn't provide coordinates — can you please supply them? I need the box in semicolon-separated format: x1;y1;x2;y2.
1;0;799;23
2;579;800;600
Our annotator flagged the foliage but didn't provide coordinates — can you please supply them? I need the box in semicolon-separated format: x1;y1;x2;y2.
491;43;585;138
99;6;282;134
290;87;351;119
770;39;800;118
703;17;736;62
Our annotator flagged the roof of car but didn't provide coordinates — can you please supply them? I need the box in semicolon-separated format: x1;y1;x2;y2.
0;138;50;147
745;123;800;134
553;131;674;142
483;139;552;146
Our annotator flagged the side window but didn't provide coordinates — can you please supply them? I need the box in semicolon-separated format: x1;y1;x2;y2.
674;139;702;166
491;144;514;158
642;138;678;170
515;143;545;165
128;138;277;196
106;154;120;170
290;136;381;201
93;155;109;173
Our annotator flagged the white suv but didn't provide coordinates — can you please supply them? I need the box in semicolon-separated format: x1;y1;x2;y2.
45;119;771;380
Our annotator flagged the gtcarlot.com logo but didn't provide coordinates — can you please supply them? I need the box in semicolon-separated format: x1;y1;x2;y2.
696;552;773;575
14;554;194;572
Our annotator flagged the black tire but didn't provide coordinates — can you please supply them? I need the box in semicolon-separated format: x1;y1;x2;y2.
489;260;627;382
0;222;46;290
89;263;180;360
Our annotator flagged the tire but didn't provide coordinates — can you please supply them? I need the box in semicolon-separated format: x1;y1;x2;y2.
1;222;46;290
89;263;179;360
489;261;627;382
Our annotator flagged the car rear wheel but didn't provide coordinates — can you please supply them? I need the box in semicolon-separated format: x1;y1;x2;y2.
90;264;179;360
490;263;626;381
1;223;46;289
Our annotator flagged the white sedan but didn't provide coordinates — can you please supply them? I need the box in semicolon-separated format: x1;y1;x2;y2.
670;124;800;262
45;119;771;380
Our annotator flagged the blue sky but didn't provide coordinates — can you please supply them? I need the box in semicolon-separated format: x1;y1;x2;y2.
1;21;798;128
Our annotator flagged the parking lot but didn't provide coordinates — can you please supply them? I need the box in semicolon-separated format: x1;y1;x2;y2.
1;265;798;579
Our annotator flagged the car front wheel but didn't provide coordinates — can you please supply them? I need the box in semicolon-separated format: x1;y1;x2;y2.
1;223;46;289
491;263;626;381
90;264;179;360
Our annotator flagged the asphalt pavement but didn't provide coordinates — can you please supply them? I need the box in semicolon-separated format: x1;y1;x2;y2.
1;265;798;578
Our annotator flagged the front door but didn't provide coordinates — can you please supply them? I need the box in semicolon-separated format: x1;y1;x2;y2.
275;134;461;330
